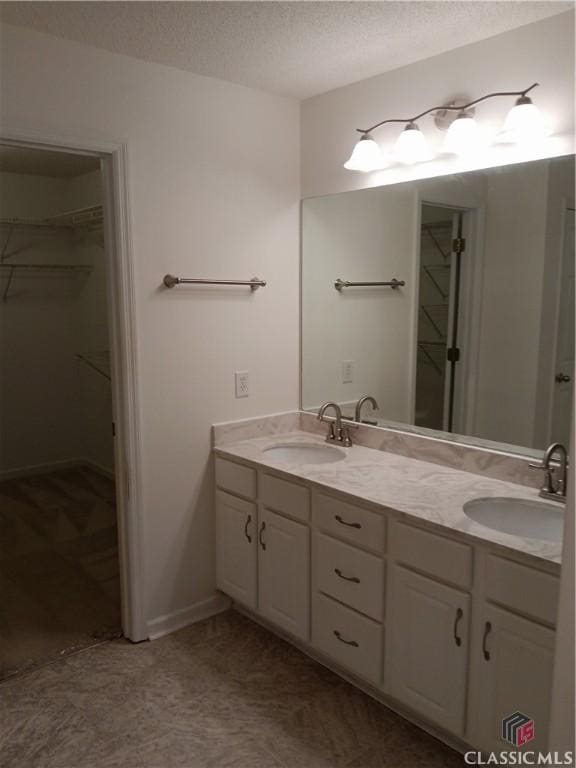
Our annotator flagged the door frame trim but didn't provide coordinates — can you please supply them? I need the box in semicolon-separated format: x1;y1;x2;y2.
0;129;148;642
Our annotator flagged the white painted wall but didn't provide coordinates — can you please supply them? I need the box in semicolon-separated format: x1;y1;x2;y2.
0;23;300;629
301;12;575;198
302;184;416;418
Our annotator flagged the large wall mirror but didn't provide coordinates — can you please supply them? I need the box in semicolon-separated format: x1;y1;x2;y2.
301;155;574;457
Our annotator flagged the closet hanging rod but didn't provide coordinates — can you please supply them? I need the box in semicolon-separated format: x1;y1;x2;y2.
163;274;266;291
334;278;405;291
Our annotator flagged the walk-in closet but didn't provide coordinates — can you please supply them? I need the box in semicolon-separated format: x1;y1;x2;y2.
0;146;121;680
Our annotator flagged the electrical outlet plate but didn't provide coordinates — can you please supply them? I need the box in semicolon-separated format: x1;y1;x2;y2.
342;360;354;384
235;371;249;398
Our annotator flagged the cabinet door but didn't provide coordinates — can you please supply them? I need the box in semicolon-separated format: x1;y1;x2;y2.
215;490;257;609
385;564;470;735
258;507;310;641
474;604;555;754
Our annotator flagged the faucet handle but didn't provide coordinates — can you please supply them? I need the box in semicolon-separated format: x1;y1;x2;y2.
325;422;337;443
528;461;556;494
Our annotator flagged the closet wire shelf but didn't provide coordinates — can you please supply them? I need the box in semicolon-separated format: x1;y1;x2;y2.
0;205;102;301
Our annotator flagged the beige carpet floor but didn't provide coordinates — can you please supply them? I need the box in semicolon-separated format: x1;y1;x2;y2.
0;466;121;680
0;610;463;768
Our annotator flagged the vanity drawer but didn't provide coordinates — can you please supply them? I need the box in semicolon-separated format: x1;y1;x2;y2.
261;473;310;523
312;593;382;684
315;493;385;553
215;457;256;500
316;533;384;621
390;521;472;589
485;555;559;626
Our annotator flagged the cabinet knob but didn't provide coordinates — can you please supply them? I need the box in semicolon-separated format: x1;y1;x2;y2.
334;568;360;584
333;629;359;647
453;607;463;647
244;514;252;543
483;621;492;661
258;521;266;550
334;514;361;529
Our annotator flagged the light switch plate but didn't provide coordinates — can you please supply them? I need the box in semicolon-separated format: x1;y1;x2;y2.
235;371;250;398
342;360;354;384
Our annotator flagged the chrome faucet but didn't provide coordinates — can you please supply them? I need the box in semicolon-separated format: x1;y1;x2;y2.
529;442;568;502
355;394;379;424
317;401;353;447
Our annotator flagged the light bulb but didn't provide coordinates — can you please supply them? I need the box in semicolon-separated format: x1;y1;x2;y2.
343;133;388;172
499;96;552;144
444;111;481;155
394;123;433;164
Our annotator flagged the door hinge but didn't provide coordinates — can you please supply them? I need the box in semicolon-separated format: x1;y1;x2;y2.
452;237;466;254
446;347;461;363
112;421;116;437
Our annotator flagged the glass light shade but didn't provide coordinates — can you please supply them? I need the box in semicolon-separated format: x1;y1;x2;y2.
344;134;388;172
444;112;481;155
499;96;552;144
394;123;433;164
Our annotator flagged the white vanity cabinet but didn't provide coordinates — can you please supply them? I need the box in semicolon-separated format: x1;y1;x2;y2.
258;507;310;640
384;521;473;735
214;453;560;754
467;554;559;753
385;564;471;735
215;457;311;641
215;489;257;609
472;604;555;754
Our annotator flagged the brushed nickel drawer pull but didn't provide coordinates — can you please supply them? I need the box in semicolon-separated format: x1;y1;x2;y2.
483;621;492;661
453;607;463;647
333;629;359;647
334;568;360;584
244;514;252;543
259;521;266;551
335;514;361;529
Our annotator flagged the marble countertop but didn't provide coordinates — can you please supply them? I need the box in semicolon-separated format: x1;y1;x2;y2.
214;431;563;567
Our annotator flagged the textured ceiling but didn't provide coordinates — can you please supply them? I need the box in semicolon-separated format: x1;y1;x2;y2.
0;1;572;98
0;146;100;178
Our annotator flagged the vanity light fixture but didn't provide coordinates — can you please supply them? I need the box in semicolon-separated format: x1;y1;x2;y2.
343;133;388;171
498;93;552;143
394;123;433;164
344;83;549;170
444;111;482;156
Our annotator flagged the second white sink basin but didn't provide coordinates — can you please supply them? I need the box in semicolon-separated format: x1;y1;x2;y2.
264;443;345;465
463;497;563;543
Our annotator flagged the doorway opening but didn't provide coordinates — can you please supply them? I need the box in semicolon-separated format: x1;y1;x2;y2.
414;204;470;434
0;143;136;678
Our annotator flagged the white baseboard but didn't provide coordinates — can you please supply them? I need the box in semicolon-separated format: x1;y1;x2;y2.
0;456;116;482
147;592;232;641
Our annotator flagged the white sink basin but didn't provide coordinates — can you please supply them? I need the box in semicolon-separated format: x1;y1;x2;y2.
264;443;345;465
463;497;564;543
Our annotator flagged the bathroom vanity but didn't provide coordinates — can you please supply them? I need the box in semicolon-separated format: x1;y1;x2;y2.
212;420;562;756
